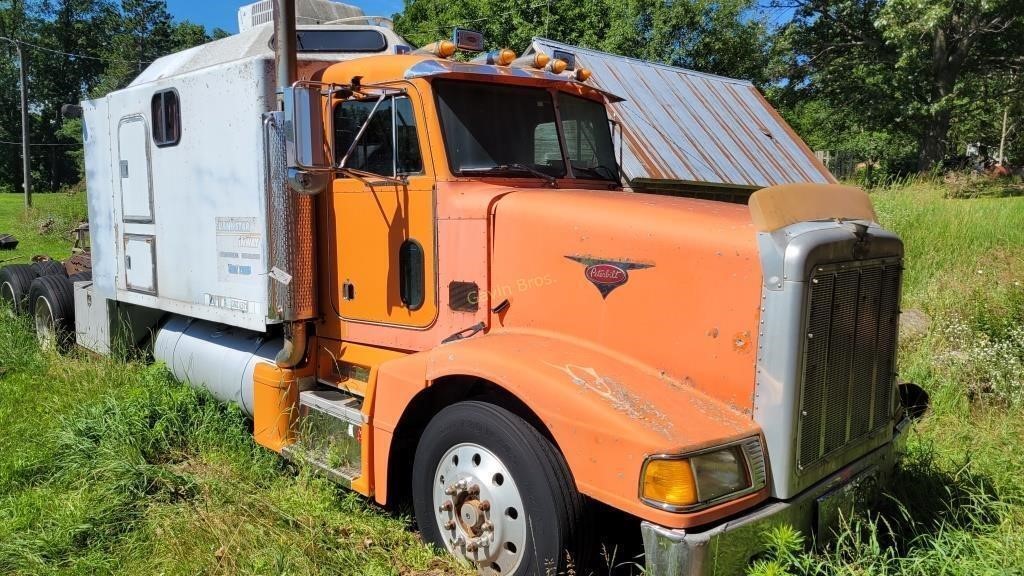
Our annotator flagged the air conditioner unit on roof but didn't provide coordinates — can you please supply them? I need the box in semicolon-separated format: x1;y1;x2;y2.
237;0;365;33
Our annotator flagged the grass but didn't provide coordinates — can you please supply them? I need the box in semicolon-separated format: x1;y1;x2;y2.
0;190;88;265
1;185;1023;575
0;193;465;575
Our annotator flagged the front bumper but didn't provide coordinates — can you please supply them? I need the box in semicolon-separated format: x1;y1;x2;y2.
641;418;909;576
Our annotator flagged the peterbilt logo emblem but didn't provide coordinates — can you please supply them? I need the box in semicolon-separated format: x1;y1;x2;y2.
566;256;654;298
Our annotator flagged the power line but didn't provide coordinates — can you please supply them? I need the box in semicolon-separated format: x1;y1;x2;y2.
0;140;81;147
0;36;153;65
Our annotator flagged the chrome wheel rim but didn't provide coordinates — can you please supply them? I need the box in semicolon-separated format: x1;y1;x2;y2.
433;443;526;575
34;296;55;348
0;282;16;316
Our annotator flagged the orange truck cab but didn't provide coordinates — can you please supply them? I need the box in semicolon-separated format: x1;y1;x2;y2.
46;11;924;576
258;42;917;574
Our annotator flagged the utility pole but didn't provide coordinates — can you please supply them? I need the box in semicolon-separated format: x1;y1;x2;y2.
998;105;1009;166
16;41;31;208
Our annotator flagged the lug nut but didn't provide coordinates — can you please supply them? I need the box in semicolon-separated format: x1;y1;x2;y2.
466;541;478;552
449;536;465;548
481;521;493;532
444;486;457;496
479;500;491;511
439;501;453;512
444;520;456;530
468;484;480;496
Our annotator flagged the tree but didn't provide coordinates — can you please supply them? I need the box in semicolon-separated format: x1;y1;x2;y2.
778;0;1024;170
0;0;229;192
394;0;779;87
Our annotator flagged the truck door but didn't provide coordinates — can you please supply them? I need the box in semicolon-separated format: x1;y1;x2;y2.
118;116;153;223
328;89;437;328
117;116;157;294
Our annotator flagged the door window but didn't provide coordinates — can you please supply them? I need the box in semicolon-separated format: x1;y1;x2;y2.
334;96;423;176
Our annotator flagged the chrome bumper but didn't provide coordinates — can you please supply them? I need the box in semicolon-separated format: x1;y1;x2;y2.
641;419;910;576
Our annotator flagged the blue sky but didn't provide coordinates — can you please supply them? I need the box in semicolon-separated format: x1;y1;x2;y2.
165;1;405;33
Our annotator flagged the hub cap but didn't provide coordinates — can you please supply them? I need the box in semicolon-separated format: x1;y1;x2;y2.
433;443;526;575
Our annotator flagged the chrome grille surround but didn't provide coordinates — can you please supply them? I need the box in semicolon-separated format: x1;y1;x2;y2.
795;258;902;472
752;220;903;499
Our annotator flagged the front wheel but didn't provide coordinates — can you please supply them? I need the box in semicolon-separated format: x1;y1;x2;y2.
413;401;588;576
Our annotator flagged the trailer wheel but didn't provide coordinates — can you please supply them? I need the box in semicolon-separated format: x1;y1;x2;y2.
0;264;38;315
412;401;587;576
28;275;75;351
31;260;67;277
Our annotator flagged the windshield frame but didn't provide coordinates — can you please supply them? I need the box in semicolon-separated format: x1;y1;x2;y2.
431;78;619;183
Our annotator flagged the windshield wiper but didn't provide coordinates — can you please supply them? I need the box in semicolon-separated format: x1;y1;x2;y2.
460;164;558;188
572;164;618;182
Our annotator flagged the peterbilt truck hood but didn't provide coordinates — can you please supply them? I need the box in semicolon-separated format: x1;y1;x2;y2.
488;188;763;412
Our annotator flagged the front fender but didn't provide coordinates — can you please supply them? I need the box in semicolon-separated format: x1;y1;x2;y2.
373;329;766;529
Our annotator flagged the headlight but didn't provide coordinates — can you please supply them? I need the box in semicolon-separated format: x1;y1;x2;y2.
640;437;766;512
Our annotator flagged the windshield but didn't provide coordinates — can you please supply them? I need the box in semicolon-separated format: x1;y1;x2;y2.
434;80;619;182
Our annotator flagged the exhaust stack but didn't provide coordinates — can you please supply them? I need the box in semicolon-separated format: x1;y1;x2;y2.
270;0;316;368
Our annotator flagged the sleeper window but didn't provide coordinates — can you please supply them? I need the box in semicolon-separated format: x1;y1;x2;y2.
334;96;423;176
151;90;180;147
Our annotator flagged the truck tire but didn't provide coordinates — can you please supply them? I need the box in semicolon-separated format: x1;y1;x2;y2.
28;274;75;351
0;264;38;314
412;401;589;576
68;271;92;282
31;260;67;277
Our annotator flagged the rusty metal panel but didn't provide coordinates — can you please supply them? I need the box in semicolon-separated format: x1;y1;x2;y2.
530;38;835;189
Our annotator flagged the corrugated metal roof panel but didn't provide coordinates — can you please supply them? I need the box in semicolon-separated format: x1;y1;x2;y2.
530;38;835;189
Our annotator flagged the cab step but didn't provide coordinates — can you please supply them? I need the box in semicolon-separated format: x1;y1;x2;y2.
281;388;365;487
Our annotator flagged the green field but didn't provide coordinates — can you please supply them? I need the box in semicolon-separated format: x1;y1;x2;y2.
0;186;1023;575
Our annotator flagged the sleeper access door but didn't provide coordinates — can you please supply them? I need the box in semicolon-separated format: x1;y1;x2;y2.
117;116;157;294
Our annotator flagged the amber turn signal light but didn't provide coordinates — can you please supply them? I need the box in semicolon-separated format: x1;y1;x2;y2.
641;458;698;508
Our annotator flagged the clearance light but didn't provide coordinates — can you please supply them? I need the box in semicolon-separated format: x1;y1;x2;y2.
473;48;517;66
548;58;568;74
640;438;765;512
574;68;592;82
510;51;550;70
494;48;516;66
415;40;457;58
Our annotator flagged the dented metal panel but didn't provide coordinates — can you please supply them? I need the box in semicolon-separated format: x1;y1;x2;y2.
529;38;835;189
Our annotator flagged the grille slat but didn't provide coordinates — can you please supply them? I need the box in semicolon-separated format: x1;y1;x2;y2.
797;260;901;470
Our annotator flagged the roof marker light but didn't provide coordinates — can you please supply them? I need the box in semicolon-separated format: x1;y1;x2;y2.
548;58;568;74
472;48;517;66
414;40;457;58
511;51;550;70
574;68;592;82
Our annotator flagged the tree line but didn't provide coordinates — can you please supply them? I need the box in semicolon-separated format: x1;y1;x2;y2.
395;0;1023;177
1;0;1021;194
0;0;226;194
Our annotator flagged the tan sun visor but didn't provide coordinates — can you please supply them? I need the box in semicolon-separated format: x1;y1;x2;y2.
748;183;878;233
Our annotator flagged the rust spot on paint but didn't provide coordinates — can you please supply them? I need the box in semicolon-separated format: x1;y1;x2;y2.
733;331;752;353
707;327;719;338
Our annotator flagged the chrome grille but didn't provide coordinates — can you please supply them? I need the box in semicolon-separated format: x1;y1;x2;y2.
797;260;901;470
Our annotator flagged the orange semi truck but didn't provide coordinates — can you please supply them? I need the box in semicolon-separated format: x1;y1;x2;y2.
0;2;925;575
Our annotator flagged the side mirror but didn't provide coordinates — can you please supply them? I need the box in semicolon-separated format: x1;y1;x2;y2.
898;382;929;421
282;85;330;195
